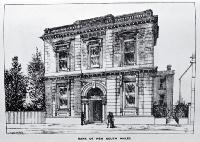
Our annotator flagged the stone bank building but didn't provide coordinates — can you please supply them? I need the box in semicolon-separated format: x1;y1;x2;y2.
41;9;174;123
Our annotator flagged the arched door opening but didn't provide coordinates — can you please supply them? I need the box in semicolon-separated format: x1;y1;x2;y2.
88;88;103;122
82;87;105;123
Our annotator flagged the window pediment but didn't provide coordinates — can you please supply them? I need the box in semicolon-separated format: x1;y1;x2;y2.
118;30;138;40
53;39;73;53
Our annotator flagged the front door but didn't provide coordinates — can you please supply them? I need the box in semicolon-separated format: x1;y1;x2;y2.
93;100;102;121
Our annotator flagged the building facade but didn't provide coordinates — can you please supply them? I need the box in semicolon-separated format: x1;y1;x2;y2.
154;65;174;113
41;9;174;123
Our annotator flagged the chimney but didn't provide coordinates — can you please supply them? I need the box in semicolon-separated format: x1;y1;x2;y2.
167;65;172;71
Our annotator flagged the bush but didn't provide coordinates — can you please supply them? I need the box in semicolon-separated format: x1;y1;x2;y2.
152;102;168;118
173;102;189;118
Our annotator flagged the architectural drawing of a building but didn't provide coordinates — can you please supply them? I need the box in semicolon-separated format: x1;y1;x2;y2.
40;9;174;123
5;7;195;134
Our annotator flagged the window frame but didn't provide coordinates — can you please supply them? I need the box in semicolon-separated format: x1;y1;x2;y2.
159;77;166;90
57;51;71;71
123;81;137;108
118;31;137;67
53;40;72;72
87;38;102;69
159;94;165;105
56;84;70;111
123;38;137;66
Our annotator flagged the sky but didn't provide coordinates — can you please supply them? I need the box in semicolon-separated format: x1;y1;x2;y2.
4;3;195;104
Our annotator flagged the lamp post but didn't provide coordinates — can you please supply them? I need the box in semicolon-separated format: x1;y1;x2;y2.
178;54;195;102
179;64;192;103
190;54;196;125
178;54;196;124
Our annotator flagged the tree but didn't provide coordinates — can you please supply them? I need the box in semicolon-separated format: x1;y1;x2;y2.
5;56;27;111
27;48;45;110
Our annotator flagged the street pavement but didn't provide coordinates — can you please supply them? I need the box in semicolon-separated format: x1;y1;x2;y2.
6;123;193;134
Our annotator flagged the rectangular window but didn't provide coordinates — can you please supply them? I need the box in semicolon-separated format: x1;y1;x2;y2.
119;31;137;66
54;40;72;72
124;82;136;108
57;85;70;110
159;78;166;90
58;52;70;71
124;39;136;65
159;94;165;105
90;45;100;68
88;39;102;68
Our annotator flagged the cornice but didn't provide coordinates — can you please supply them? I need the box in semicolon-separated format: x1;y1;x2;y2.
45;66;158;81
40;9;158;41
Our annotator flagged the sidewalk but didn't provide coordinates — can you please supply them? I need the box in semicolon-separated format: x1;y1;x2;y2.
6;123;193;134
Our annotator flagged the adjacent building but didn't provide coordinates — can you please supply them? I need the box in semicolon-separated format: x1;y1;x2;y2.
40;9;174;123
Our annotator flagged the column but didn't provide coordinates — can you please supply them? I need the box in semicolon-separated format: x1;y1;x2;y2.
52;101;56;117
102;105;105;121
86;103;89;121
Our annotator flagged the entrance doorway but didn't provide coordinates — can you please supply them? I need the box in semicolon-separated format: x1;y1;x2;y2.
93;100;102;121
84;87;104;123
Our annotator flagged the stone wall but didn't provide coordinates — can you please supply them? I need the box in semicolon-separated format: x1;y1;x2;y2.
106;76;117;114
70;40;75;71
45;79;53;117
105;30;114;68
153;70;175;112
74;35;81;71
73;78;82;117
106;75;121;116
137;24;155;67
44;40;56;74
166;74;174;111
138;73;153;116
